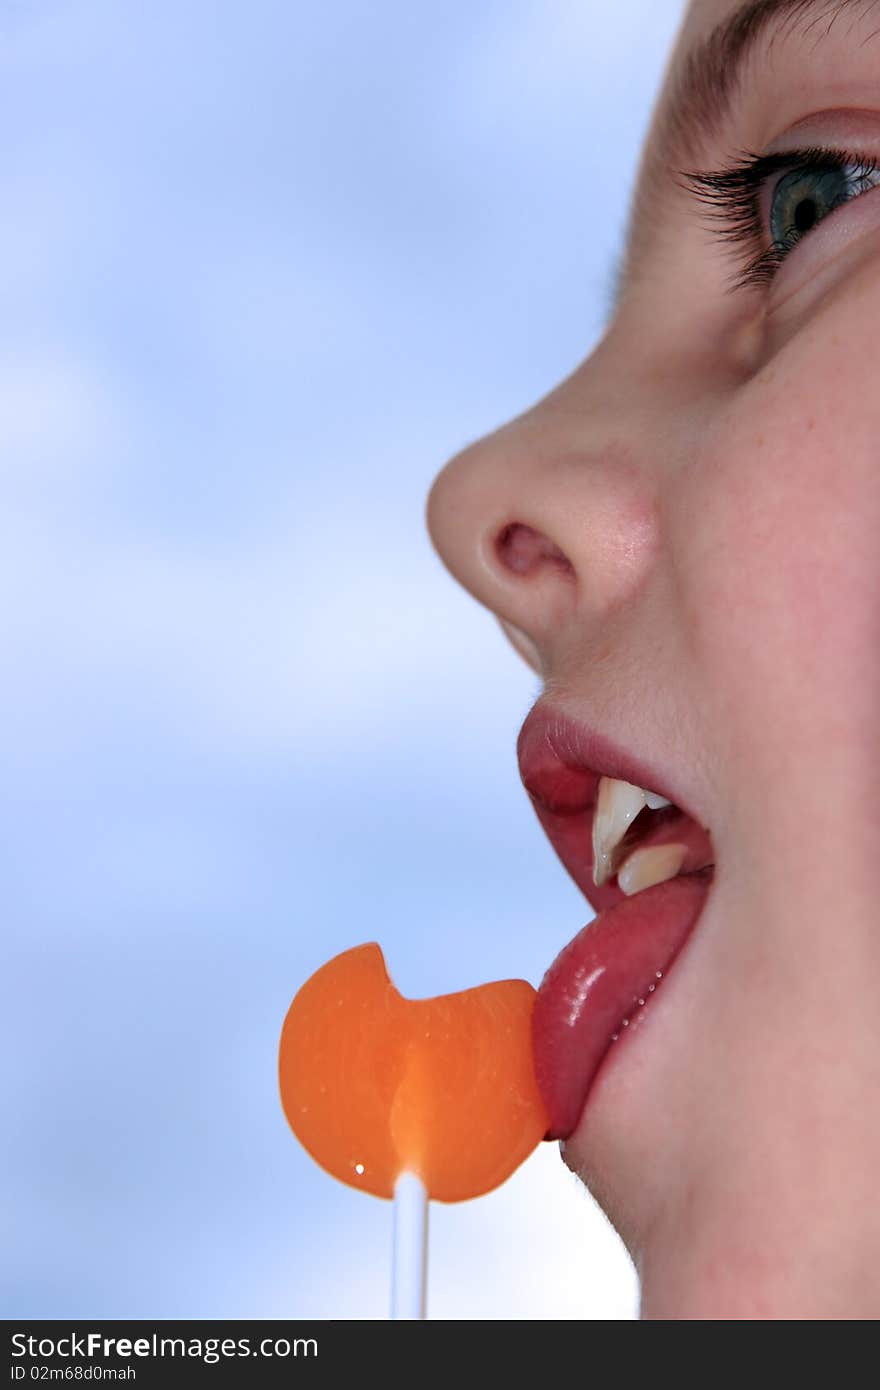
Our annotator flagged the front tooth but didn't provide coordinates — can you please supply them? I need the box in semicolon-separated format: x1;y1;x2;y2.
645;791;672;810
592;777;648;886
618;843;687;897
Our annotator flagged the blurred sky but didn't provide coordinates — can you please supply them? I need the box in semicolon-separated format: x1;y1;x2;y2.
3;0;686;1319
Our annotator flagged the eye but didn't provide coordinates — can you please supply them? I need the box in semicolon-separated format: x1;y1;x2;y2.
766;159;873;253
680;145;880;292
767;162;851;246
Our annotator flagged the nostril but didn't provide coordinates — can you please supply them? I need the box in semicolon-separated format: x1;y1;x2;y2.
495;523;576;578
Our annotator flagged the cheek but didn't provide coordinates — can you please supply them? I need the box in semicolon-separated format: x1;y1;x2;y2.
672;317;880;758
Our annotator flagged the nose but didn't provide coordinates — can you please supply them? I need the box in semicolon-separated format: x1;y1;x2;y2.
425;375;660;672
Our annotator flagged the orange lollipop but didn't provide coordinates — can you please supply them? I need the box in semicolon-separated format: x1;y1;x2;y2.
278;943;548;1203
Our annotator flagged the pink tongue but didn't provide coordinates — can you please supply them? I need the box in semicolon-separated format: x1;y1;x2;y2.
533;875;711;1140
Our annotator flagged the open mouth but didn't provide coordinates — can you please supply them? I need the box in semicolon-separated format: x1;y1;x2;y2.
517;700;717;1140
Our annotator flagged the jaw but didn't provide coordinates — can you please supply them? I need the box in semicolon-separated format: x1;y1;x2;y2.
560;847;880;1319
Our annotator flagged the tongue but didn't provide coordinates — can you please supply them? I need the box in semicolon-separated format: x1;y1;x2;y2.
533;874;711;1140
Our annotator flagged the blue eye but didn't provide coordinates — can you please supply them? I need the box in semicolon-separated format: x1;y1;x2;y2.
768;163;850;244
678;145;880;292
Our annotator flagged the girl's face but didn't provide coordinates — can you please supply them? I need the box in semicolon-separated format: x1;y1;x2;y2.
427;0;880;1317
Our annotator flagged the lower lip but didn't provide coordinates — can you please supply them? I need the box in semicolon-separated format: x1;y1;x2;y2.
532;871;713;1140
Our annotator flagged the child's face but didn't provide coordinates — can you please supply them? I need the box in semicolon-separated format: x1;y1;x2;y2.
427;0;880;1316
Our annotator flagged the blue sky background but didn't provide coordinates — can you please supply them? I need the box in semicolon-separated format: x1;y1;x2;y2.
3;0;685;1318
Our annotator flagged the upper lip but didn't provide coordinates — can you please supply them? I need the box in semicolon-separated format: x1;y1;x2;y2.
516;696;710;908
517;697;696;817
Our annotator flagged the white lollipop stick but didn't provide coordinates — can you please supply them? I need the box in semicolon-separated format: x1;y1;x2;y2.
391;1171;428;1319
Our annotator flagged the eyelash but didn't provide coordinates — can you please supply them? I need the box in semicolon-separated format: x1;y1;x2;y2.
678;144;880;292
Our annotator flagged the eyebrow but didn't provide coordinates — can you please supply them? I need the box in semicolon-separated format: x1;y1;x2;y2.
606;0;880;318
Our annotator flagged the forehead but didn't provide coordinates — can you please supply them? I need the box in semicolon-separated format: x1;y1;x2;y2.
677;0;757;44
655;0;880;158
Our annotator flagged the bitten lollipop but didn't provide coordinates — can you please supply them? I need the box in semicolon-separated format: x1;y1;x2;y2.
278;943;549;1316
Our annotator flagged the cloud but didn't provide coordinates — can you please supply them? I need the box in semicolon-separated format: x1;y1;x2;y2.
456;0;684;132
243;1146;637;1320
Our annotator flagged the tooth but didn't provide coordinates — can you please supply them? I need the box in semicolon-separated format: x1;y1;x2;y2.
592;777;648;886
618;843;688;897
645;791;672;810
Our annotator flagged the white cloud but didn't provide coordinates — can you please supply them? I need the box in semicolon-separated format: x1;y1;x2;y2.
244;1145;637;1320
0;482;535;768
0;351;126;489
429;1144;638;1319
458;0;685;128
